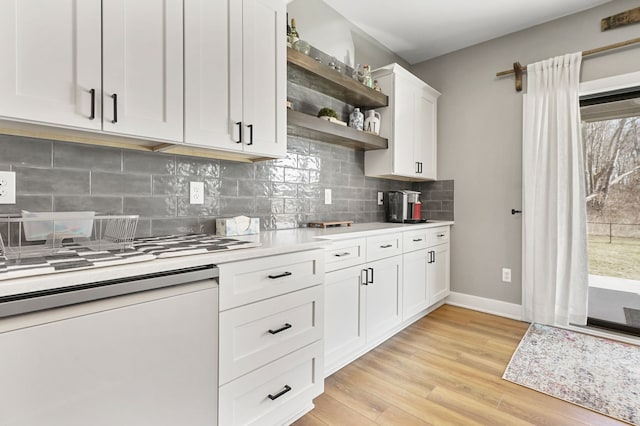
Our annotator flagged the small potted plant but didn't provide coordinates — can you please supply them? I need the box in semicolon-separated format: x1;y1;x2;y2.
317;108;346;126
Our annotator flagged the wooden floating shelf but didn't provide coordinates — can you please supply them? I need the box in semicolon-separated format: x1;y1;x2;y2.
287;110;388;151
287;47;388;108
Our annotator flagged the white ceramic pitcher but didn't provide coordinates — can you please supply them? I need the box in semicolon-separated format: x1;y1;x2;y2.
364;110;381;135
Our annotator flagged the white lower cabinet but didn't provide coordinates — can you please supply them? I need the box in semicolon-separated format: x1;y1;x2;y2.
324;265;366;375
365;255;403;344
218;249;324;425
324;225;451;377
402;249;429;320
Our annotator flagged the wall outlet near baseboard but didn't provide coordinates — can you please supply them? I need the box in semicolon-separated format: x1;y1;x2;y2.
0;171;16;204
502;268;512;283
324;188;332;205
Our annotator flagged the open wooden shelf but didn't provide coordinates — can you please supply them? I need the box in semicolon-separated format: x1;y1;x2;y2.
287;110;388;151
287;47;388;108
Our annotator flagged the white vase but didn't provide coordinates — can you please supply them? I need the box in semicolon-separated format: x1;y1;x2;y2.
349;108;364;131
364;110;381;134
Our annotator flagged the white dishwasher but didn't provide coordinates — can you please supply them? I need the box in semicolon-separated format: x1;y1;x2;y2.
0;265;219;426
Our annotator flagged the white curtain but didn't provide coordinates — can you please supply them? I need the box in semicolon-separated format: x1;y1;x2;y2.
522;52;589;326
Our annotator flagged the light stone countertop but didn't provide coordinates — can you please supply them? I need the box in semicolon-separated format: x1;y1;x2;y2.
0;221;453;298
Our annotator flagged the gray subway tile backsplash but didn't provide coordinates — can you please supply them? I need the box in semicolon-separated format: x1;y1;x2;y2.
1;134;453;234
54;143;122;171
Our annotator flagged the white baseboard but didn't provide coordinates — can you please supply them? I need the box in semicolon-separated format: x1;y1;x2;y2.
446;292;523;320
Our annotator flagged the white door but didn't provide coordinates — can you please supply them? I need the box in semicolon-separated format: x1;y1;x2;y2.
102;0;184;142
429;243;451;304
184;0;239;149
366;256;402;343
393;73;417;177
0;0;101;130
402;249;429;320
324;266;366;376
241;0;287;157
415;87;437;180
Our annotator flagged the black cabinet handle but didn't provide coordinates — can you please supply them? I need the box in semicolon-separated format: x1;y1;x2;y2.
361;268;368;285
334;252;351;257
268;385;292;400
268;323;292;335
512;209;522;215
428;251;434;263
415;162;420;174
419;162;423;173
368;267;374;284
412;238;423;242
89;89;96;120
247;124;254;145
111;93;118;123
268;271;292;279
380;244;393;249
235;121;242;143
437;233;446;238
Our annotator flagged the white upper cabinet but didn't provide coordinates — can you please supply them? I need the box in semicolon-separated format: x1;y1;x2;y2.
0;0;102;130
185;0;286;158
102;0;183;142
365;63;440;181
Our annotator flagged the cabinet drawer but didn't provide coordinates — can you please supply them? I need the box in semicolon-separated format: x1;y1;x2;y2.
325;238;366;272
219;341;324;426
219;249;324;310
219;285;323;384
366;233;403;262
428;226;450;245
403;229;429;253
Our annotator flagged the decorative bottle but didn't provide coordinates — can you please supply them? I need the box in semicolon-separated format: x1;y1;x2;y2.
362;65;373;88
290;18;299;45
286;13;292;47
349;108;364;131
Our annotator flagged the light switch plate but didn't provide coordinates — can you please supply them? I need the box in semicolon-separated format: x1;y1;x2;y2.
190;181;204;205
0;171;16;204
377;191;384;205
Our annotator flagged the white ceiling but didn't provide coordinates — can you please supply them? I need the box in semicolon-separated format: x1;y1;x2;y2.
321;0;613;64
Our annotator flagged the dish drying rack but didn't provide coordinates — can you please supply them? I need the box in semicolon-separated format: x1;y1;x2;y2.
0;214;139;260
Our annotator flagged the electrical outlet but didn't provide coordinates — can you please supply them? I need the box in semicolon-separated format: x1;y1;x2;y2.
189;181;204;205
0;171;16;204
502;268;512;283
324;188;332;205
377;191;384;205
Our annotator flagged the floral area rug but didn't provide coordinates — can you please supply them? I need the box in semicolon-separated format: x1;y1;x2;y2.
503;323;640;425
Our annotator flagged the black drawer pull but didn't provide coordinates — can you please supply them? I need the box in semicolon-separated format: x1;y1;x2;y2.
268;385;292;400
235;121;242;143
412;238;423;242
380;244;393;248
334;252;351;257
268;271;292;279
89;88;96;120
268;323;292;335
247;124;254;145
437;234;446;238
111;93;118;123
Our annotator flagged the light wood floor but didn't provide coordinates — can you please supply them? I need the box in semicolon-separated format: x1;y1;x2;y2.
294;305;625;425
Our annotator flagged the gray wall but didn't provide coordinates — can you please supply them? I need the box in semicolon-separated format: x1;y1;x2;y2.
411;0;640;305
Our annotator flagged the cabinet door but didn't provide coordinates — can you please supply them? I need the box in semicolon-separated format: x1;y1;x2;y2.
240;0;287;157
415;87;437;180
392;72;417;177
324;265;366;376
184;0;237;149
366;256;402;344
102;0;183;142
403;249;429;320
429;243;450;304
0;0;101;130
